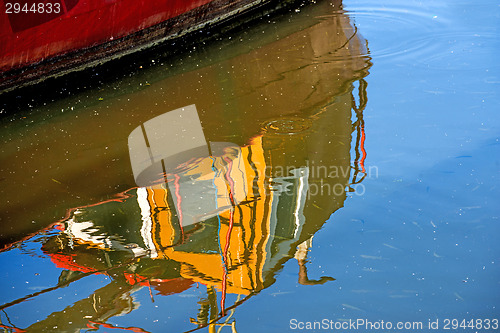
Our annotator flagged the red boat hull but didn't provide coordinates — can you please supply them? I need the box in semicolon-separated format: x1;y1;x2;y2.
0;0;269;91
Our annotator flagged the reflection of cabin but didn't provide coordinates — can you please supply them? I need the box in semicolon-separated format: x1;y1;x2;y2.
136;136;312;295
51;131;347;295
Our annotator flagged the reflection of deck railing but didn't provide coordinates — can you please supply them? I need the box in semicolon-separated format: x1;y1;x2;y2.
351;78;369;188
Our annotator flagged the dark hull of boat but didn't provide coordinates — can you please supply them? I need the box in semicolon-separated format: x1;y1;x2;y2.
0;0;274;92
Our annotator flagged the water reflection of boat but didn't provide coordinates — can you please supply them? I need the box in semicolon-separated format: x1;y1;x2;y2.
0;0;370;250
0;1;371;331
0;0;286;92
36;105;355;331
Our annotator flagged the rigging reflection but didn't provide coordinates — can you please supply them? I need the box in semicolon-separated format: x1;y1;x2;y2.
0;1;371;331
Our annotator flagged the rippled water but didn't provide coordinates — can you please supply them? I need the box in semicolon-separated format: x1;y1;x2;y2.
0;0;499;332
